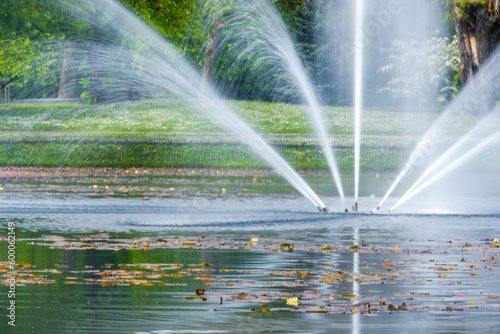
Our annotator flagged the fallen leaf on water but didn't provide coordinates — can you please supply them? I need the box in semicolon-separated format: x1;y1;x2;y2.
286;297;298;306
306;310;331;314
179;242;196;246
185;296;207;301
252;308;271;312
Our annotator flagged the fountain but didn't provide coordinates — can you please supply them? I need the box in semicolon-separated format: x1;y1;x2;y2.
390;127;500;212
200;0;347;211
1;0;497;212
53;0;328;211
353;0;364;212
376;47;500;212
2;1;500;333
389;104;500;212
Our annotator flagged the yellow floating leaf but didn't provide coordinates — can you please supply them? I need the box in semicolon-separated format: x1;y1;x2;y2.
194;277;211;281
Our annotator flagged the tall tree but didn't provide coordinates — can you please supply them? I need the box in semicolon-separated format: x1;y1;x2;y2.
447;0;500;83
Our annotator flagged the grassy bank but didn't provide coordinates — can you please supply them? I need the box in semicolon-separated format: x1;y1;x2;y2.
0;142;403;170
0;100;446;170
0;100;439;135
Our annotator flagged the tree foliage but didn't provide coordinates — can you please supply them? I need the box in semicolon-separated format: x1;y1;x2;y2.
378;35;460;107
0;1;69;97
1;0;465;107
121;0;195;44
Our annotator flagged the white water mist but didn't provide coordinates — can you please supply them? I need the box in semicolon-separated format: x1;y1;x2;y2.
202;0;346;211
57;0;327;210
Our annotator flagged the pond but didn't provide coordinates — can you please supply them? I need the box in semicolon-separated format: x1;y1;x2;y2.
1;196;500;333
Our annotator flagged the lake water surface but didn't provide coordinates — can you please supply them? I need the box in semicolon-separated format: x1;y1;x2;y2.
1;196;500;333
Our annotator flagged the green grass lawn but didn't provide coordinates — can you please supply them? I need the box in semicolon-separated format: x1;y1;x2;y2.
0;99;472;170
0;100;439;135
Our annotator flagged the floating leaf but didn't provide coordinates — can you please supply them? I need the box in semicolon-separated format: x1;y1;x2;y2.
185;296;207;301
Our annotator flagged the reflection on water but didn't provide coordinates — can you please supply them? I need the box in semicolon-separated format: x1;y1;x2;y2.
352;228;360;334
0;197;500;334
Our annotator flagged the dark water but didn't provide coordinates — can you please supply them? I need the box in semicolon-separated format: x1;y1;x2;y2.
1;197;500;334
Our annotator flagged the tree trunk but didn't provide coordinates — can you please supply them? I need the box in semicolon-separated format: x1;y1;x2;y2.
200;16;223;96
451;0;500;111
202;23;222;84
58;45;76;99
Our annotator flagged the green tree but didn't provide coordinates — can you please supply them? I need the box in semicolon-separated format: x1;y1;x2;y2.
378;35;460;107
443;0;500;83
121;0;196;47
0;1;65;98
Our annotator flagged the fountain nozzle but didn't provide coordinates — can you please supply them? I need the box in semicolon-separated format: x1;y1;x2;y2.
317;206;323;213
354;202;358;212
323;207;329;213
370;206;380;214
345;208;348;213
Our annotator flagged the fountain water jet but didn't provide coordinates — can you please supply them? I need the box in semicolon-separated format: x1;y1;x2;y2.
376;48;500;212
395;108;500;208
57;0;327;211
353;0;364;212
202;0;346;211
390;127;500;212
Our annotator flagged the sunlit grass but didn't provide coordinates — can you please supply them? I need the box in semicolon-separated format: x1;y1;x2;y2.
0;99;443;170
0;99;445;135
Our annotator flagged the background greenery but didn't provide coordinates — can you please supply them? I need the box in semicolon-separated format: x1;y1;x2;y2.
0;0;463;106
